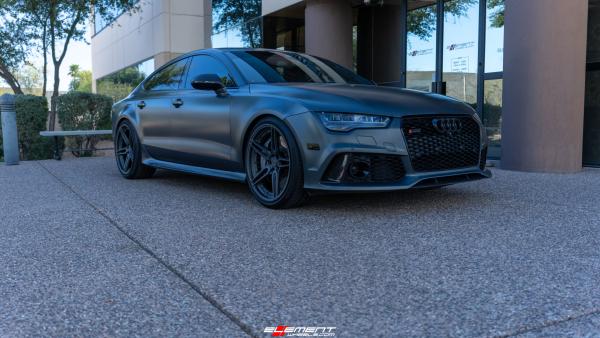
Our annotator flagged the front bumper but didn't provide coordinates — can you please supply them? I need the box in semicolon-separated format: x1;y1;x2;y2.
285;112;491;192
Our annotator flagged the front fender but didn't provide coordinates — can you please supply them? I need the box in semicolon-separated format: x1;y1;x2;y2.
230;94;309;166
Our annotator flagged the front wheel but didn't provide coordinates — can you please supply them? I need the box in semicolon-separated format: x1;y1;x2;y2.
245;117;307;209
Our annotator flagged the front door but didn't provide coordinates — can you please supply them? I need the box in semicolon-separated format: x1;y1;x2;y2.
168;54;238;171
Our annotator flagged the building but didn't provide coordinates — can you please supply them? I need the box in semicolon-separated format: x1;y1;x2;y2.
91;0;212;95
91;0;600;173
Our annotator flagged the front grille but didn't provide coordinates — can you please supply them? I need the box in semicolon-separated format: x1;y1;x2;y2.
323;153;406;184
402;115;481;172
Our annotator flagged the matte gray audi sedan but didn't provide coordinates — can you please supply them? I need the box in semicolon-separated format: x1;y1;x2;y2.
112;48;491;208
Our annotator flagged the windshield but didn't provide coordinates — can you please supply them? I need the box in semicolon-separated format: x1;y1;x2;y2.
228;50;373;85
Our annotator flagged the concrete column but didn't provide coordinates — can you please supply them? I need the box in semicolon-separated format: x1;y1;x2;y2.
0;94;19;165
501;0;589;172
305;0;353;68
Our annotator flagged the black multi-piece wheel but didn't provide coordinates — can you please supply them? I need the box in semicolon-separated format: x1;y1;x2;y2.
245;117;306;209
115;120;156;179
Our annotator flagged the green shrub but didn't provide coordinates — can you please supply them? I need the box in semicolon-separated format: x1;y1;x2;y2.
56;92;113;156
0;95;58;161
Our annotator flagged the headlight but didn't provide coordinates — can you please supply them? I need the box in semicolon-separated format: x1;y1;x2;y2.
318;112;391;132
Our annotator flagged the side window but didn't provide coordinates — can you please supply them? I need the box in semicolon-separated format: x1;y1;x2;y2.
185;55;236;89
144;58;189;91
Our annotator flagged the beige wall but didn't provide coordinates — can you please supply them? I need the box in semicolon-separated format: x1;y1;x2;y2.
501;0;589;172
91;0;212;82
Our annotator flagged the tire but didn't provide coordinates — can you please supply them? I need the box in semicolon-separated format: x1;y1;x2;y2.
244;117;307;209
114;120;156;179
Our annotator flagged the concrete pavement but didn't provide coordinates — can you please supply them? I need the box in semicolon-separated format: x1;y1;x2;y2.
1;157;600;337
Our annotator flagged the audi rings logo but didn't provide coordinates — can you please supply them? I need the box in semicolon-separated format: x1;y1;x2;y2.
432;118;463;134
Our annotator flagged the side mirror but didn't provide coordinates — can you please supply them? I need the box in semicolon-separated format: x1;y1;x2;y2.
191;74;228;96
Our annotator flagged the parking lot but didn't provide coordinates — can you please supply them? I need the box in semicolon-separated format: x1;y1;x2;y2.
1;157;600;337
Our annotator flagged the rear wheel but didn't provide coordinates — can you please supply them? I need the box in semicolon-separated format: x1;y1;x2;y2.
245;117;306;209
115;120;155;179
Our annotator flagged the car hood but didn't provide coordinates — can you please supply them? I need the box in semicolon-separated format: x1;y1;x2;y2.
249;83;475;117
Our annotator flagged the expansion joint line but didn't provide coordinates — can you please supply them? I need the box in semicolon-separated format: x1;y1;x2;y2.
495;306;600;337
37;161;258;338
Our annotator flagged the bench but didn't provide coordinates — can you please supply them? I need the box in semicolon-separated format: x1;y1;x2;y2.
39;130;113;160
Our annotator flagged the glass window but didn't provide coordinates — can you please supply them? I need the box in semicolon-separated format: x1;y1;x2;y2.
97;58;154;102
228;51;372;85
406;1;437;92
443;0;479;105
144;59;189;91
184;55;236;88
485;0;504;73
211;1;262;48
483;78;502;157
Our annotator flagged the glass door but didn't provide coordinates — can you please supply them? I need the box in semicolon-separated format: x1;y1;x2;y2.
481;0;504;159
584;0;600;166
406;0;438;92
442;0;480;106
584;64;600;166
402;0;504;159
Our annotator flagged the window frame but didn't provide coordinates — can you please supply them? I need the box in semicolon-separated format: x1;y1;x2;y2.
182;54;239;90
142;57;191;92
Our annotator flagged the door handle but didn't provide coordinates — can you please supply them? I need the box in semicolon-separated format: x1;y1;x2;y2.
137;101;146;109
172;98;184;108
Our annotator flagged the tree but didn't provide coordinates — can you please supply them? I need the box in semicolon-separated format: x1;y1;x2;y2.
4;0;141;130
0;1;51;96
407;0;505;40
488;0;505;28
212;0;261;48
408;0;478;40
0;16;26;94
68;64;92;92
16;63;42;93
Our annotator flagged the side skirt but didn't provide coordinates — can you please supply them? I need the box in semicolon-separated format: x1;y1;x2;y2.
143;158;247;183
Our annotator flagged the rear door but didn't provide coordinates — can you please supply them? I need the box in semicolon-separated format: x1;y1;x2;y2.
168;54;238;171
136;58;190;161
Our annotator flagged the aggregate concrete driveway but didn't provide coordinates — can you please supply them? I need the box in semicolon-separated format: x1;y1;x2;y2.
1;157;600;337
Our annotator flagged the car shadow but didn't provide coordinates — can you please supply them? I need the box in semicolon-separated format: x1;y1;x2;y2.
150;169;491;213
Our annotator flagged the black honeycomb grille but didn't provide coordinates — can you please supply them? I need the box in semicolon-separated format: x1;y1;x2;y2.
402;115;481;172
365;154;406;182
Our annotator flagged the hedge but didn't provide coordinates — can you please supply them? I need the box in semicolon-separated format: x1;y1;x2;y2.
56;92;113;156
0;95;58;161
